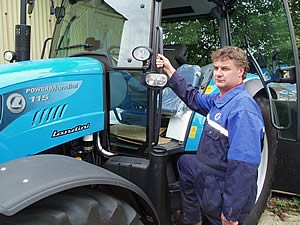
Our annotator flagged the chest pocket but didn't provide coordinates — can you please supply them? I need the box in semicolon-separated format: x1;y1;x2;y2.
202;127;223;160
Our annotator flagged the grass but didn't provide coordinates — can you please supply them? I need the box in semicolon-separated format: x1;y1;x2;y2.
266;194;300;221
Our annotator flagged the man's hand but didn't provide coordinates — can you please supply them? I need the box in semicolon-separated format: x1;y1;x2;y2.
156;54;176;77
221;213;238;225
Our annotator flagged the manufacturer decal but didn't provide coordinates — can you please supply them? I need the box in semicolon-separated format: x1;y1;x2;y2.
25;83;79;93
214;112;222;121
52;123;90;138
6;93;26;113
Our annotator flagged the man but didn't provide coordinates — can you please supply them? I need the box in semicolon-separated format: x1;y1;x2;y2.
156;47;264;225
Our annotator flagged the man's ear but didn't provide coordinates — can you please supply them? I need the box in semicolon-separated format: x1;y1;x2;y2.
239;68;245;78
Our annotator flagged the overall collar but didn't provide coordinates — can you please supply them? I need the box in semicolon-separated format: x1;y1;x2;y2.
214;83;245;108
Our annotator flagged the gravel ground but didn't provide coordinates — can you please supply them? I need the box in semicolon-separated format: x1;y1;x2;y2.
259;210;300;225
258;194;300;225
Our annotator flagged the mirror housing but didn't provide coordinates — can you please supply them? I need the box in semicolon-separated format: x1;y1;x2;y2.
27;0;35;15
276;66;296;83
132;46;153;62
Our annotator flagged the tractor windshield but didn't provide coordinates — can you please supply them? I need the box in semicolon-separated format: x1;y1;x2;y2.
50;0;153;68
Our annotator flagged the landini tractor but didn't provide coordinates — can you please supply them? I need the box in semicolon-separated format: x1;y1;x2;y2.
0;0;299;225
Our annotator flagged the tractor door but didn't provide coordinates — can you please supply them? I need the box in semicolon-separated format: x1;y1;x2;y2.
229;0;300;194
49;0;157;154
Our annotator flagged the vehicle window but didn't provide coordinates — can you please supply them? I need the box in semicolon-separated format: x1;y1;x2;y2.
109;71;148;152
50;0;153;68
162;17;220;66
230;0;298;140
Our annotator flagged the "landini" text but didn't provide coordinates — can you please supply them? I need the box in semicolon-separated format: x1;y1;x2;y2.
51;123;90;138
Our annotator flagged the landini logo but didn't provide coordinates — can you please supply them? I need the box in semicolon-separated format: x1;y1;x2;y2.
6;93;26;114
52;123;90;138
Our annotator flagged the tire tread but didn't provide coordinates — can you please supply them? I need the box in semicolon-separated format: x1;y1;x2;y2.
0;187;143;225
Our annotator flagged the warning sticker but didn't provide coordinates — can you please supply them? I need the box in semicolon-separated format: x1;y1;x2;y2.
189;126;197;139
205;85;213;94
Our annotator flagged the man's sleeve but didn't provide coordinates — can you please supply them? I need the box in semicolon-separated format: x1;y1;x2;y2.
222;109;264;221
167;71;215;115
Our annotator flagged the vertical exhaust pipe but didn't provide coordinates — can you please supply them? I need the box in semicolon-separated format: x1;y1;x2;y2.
15;0;31;61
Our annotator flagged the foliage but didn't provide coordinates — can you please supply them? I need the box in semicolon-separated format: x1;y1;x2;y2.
267;195;300;221
162;0;299;66
293;197;300;209
288;0;300;52
163;18;220;65
230;0;295;69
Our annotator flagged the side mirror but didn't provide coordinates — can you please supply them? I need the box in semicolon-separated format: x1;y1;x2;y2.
276;66;296;83
27;0;35;15
132;46;153;62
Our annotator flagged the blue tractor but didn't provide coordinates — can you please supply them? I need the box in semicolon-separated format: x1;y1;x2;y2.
0;0;299;224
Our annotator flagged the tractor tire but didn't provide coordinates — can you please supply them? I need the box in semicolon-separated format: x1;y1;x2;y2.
0;187;144;225
244;95;278;225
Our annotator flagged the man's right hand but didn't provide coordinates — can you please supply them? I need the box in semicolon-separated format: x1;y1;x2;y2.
221;213;239;225
156;54;176;77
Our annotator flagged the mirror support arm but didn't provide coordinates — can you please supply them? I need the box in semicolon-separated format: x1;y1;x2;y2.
246;48;292;130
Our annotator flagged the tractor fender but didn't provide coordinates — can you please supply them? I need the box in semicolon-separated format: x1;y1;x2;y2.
244;78;277;99
244;78;264;97
0;154;159;224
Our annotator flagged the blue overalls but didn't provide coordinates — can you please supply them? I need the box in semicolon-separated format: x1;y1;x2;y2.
168;72;265;224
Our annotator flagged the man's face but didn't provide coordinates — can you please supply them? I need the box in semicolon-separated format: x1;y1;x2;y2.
213;59;244;95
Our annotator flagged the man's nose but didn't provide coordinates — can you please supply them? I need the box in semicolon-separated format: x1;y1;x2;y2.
214;70;223;77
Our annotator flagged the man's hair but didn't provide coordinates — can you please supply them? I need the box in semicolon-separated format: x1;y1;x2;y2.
211;46;249;78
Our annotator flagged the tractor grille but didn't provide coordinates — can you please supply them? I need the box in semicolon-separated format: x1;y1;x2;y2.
32;104;68;126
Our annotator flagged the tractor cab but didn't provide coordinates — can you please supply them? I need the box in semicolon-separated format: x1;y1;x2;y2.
49;0;299;156
47;0;300;223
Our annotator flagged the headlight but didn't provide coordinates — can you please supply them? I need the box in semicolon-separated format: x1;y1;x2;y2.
145;73;168;87
132;46;152;61
3;50;16;63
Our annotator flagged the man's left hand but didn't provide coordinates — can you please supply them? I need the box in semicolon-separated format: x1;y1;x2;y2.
221;213;239;225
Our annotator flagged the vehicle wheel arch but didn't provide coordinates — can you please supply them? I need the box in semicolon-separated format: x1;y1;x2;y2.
0;154;159;225
244;78;277;99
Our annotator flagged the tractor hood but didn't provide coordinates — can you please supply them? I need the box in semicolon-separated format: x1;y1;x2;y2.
0;57;105;164
0;57;103;89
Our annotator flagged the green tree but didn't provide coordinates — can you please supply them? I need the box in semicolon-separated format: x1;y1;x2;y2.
162;0;299;65
163;19;220;65
230;0;295;69
289;0;300;53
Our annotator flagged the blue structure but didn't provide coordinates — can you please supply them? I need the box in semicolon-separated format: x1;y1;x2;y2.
0;57;105;163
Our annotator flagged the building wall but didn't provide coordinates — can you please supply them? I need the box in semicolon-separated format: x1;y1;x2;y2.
0;0;60;64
